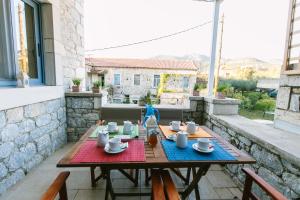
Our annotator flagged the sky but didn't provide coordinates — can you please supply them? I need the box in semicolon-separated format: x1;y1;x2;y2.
84;0;289;61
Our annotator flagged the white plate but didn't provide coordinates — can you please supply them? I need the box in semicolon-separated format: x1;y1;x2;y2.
166;134;176;141
104;142;128;154
192;143;214;153
169;126;180;132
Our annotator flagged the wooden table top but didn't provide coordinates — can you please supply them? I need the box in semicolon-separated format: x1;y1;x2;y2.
57;125;255;169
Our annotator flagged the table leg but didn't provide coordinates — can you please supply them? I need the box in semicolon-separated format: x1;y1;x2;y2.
145;168;149;186
135;168;139;187
186;167;191;185
90;166;105;187
192;167;201;200
180;164;211;200
104;169;115;200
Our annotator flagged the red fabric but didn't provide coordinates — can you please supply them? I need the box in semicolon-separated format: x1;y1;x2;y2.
70;139;145;163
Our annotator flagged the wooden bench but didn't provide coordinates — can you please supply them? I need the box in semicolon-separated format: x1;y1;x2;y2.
242;168;288;200
40;171;70;200
151;169;181;200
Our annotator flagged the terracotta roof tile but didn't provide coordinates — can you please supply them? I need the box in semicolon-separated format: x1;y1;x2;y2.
85;58;197;71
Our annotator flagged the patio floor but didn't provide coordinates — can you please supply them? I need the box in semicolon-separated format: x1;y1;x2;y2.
0;143;243;200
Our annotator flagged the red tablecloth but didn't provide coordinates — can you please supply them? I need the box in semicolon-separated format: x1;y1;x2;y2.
70;139;145;163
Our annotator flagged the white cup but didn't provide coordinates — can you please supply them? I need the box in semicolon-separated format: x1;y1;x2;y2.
123;120;133;134
109;137;121;151
197;138;211;150
169;121;181;131
107;122;117;132
186;121;199;134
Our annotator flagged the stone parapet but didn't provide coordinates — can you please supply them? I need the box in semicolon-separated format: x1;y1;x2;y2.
0;98;67;194
65;92;102;141
204;114;300;199
204;97;240;115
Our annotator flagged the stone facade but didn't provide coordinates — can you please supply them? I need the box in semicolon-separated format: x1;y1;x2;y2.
0;98;66;194
87;67;197;103
66;93;102;141
274;74;300;134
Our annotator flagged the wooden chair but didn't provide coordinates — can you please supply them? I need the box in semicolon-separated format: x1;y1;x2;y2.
40;171;70;200
242;168;288;200
151;169;181;200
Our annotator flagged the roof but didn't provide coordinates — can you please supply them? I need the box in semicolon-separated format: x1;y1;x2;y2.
85;58;198;71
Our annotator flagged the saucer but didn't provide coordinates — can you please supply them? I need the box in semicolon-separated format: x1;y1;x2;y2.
107;127;119;133
166;134;176;141
169;126;180;132
104;142;128;154
192;143;214;153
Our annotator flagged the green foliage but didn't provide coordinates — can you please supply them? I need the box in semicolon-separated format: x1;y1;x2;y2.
140;91;152;105
255;98;276;111
220;79;257;93
72;78;81;86
93;80;101;88
106;84;114;96
194;83;206;91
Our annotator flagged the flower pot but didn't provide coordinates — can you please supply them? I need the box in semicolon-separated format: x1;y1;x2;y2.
216;92;225;99
138;101;145;106
92;87;100;93
72;86;80;92
193;91;199;96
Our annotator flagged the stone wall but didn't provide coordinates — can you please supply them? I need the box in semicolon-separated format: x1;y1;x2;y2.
66;92;102;141
274;74;300;134
204;113;300;200
0;98;66;194
59;0;85;89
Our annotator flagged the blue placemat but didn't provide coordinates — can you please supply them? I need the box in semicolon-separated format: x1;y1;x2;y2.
161;139;236;161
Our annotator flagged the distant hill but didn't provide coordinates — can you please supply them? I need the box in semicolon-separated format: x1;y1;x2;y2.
152;54;281;78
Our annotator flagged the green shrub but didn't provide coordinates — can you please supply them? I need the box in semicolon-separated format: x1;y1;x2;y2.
255;99;275;111
72;78;81;86
93;80;101;88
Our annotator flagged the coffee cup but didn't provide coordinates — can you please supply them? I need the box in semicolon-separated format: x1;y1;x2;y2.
197;138;211;150
109;137;121;151
107;122;117;132
169;121;181;131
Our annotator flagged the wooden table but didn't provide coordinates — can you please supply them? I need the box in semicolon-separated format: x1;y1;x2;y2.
57;125;255;200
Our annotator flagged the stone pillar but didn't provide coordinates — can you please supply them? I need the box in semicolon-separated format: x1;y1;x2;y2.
204;97;240;115
65;92;102;141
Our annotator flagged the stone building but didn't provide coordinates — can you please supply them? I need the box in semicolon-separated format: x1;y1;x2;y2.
86;58;198;103
0;0;84;193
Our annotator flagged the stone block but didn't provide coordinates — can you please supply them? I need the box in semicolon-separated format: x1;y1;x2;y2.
250;144;283;175
6;107;23;123
276;87;291;109
293;87;300;94
20;143;36;162
36;114;52;127
282;172;300;194
0;169;25;194
290;94;300;112
19;119;36;133
83;113;99;121
0;111;5;129
23;154;43;172
15;134;30;147
0;163;8;179
1;124;19;142
24;103;46;118
71;98;93;109
36;134;51;152
46;99;61;113
282;159;300;176
7;151;26;171
0;142;14;159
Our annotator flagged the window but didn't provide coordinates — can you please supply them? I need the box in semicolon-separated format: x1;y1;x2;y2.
114;74;120;86
182;77;189;88
134;74;140;86
0;0;43;86
153;75;160;88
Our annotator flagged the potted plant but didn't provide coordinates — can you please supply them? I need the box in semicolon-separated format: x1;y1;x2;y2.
92;80;101;93
216;84;226;99
72;78;81;92
193;83;200;96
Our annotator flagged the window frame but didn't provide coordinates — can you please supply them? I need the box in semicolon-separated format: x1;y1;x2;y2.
153;74;160;88
133;74;140;86
0;0;44;87
113;73;121;86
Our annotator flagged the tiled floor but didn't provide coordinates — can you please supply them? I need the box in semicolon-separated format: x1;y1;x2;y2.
0;143;242;200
